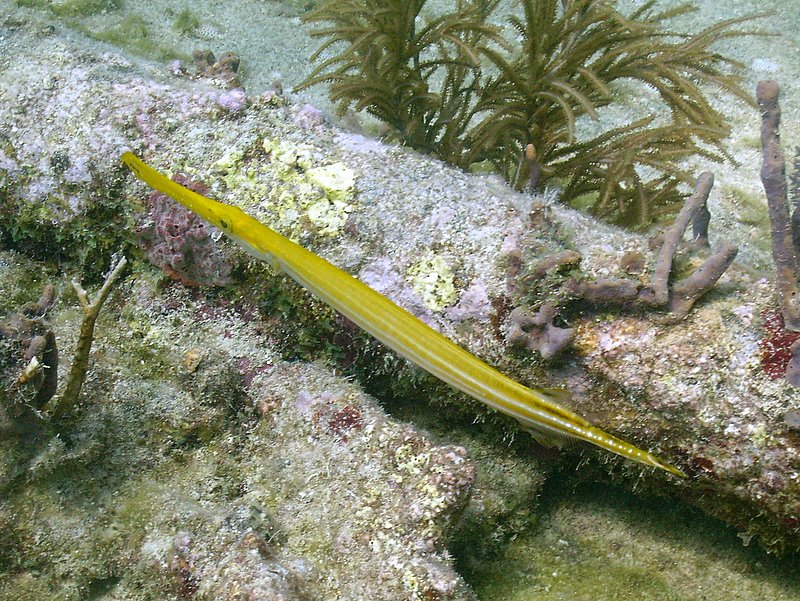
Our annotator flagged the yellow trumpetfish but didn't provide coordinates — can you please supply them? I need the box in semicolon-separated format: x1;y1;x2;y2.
121;152;685;477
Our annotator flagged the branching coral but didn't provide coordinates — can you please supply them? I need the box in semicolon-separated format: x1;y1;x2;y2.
508;173;737;358
48;255;127;420
299;0;765;226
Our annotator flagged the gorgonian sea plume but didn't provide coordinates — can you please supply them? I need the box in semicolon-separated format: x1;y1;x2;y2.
297;0;508;157
297;0;768;227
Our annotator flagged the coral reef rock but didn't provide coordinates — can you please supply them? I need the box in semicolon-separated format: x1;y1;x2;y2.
0;5;798;558
0;252;477;600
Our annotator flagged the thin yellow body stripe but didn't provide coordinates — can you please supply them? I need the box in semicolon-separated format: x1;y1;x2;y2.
281;249;579;423
122;152;685;478
286;255;570;427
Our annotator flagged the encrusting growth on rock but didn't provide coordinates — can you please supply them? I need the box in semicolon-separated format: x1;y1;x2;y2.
138;173;235;287
509;173;738;358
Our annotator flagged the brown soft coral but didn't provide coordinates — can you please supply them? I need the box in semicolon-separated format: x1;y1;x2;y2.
0;285;58;426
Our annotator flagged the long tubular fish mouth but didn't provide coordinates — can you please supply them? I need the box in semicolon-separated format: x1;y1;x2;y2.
121;151;686;478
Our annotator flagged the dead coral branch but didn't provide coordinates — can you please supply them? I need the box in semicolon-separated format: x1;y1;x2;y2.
667;243;739;319
757;80;800;332
47;255;127;420
643;172;715;307
508;173;737;357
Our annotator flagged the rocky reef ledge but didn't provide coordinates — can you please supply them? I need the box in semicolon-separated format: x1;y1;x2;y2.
0;6;798;598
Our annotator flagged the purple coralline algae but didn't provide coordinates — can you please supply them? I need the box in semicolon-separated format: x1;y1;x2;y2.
217;88;248;113
138;174;235;287
294;103;325;129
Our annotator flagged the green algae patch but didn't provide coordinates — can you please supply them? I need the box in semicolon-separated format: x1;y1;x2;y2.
474;535;676;601
172;7;200;36
723;184;770;227
257;274;343;361
0;185;135;284
0;252;56;315
110;300;178;380
14;1;177;60
466;480;800;601
89;15;179;62
16;0;121;16
53;0;121;17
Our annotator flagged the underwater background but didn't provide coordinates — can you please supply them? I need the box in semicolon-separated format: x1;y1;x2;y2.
1;0;800;599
